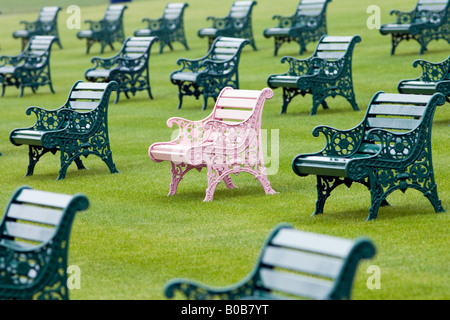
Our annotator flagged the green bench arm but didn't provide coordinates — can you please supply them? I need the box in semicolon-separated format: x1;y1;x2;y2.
279;56;314;77
201;57;236;74
412;58;450;82
207;16;232;30
389;9;416;24
142;17;166;30
164;278;254;300
89;55;120;70
0;54;26;67
272;14;296;28
174;57;206;73
24;106;66;131
310;122;366;157
19;20;39;31
83;19;106;32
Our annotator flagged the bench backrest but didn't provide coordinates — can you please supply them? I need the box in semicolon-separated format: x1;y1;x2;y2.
37;6;61;23
313;35;359;60
357;92;445;157
120;36;157;60
162;2;188;20
24;36;56;61
104;4;127;22
207;37;249;65
296;0;330;17
211;87;272;124
0;186;88;250
66;81;117;112
417;0;448;12
228;1;257;20
253;224;375;300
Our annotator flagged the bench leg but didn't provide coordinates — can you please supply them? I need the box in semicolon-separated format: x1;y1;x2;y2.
168;163;200;196
314;176;351;216
25;146;52;177
223;175;238;189
176;91;183;109
424;184;446;214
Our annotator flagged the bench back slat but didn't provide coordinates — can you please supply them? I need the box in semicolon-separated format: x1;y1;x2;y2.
313;36;355;61
212;88;262;122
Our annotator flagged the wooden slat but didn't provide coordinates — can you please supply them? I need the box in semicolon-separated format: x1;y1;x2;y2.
375;93;430;104
69;100;99;111
262;246;343;279
317;43;350;51
271;228;355;258
366;117;421;131
321;36;354;43
368;104;426;117
7;204;63;226
259;268;334;300
16;189;73;209
220;89;261;98
214;108;252;121
75;82;108;90
4;221;55;244
316;52;345;59
216;97;257;108
70;90;104;100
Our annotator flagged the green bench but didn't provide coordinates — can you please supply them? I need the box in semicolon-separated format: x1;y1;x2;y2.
9;81;119;181
263;0;331;56
380;0;450;55
170;36;250;110
134;3;189;54
267;35;361;115
198;1;258;51
398;55;450;102
12;6;62;51
77;4;127;54
0;186;89;300
164;223;376;300
85;36;158;104
0;35;57;98
292;92;446;221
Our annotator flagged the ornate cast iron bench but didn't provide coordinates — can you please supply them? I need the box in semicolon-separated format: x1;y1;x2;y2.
292;92;446;221
134;3;189;54
149;87;277;201
380;0;450;55
263;0;331;56
170;37;250;110
9;81;119;181
267;35;361;115
12;6;63;51
84;36;158;104
0;186;89;300
398;55;450;102
164;223;376;300
0;36;57;98
198;1;258;51
77;4;127;54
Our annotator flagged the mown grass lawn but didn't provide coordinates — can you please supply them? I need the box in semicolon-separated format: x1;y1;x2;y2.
0;0;448;300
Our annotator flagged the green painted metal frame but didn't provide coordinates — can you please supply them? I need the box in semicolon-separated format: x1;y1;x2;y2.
12;6;63;51
0;36;57;98
398;55;450;102
134;3;189;54
263;0;331;56
292;92;446;221
170;37;250;110
198;1;258;51
164;223;376;300
77;5;128;54
9;81;119;180
380;0;450;55
85;36;158;104
0;186;89;300
267;35;361;115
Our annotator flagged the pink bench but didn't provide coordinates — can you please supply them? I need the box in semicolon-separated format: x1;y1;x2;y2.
149;87;277;201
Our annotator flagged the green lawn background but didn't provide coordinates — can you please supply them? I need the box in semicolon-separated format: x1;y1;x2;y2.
0;0;448;299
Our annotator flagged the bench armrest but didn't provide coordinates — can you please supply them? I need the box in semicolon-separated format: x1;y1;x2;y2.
142;17;166;30
166;116;213;144
90;55;120;69
24;106;65;131
311;123;365;157
19;20;38;31
164;278;253;300
208;16;231;30
174;57;206;73
272;14;296;27
0;54;25;67
310;57;345;79
390;9;415;24
84;19;105;31
365;128;419;162
412;58;450;82
279;56;313;77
